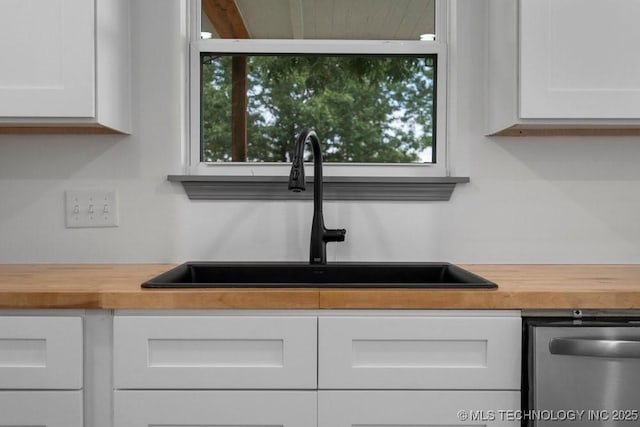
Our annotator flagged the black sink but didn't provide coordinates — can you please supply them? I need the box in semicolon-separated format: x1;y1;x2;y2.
142;262;497;289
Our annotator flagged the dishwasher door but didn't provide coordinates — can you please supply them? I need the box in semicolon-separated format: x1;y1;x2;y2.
529;322;640;427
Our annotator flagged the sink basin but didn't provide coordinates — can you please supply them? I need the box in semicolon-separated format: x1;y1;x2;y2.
142;262;497;289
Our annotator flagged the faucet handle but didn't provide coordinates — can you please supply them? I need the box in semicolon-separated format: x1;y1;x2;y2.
288;166;306;192
324;228;346;242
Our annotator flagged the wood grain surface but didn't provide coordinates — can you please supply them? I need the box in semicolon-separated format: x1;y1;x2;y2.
0;264;639;309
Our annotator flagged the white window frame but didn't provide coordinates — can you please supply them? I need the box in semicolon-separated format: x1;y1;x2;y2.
187;0;449;177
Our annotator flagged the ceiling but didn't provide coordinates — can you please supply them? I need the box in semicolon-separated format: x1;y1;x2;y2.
202;0;436;40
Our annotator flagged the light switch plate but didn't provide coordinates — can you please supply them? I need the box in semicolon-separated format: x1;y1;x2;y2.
65;190;119;228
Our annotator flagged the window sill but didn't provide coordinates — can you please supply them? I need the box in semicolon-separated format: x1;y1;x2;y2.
168;175;469;201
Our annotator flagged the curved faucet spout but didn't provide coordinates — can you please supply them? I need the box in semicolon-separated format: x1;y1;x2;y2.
288;128;346;264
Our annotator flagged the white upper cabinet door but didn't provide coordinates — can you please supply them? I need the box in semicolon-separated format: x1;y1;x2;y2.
0;0;95;117
520;0;640;119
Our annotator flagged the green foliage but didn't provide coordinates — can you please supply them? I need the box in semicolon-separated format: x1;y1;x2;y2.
201;54;435;163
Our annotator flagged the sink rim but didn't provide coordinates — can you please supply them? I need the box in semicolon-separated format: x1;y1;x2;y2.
141;262;497;289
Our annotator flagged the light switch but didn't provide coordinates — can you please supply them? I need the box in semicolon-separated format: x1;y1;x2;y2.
65;190;119;228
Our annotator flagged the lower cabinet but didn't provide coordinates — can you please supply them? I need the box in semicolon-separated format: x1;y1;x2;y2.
1;310;520;426
113;311;521;427
0;315;83;426
0;391;83;426
318;391;520;426
113;390;519;427
114;391;317;426
0;316;83;389
113;315;317;389
319;315;521;389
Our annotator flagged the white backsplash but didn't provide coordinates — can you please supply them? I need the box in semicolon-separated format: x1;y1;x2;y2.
0;0;638;264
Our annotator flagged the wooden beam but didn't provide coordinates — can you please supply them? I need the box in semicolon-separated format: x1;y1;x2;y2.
231;56;248;161
202;0;250;39
202;0;250;161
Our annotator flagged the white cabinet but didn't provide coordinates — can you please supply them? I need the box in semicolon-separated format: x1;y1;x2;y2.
0;0;93;118
319;315;521;389
114;391;317;427
319;391;519;426
0;316;83;427
319;313;520;427
114;315;319;427
113;311;521;426
0;316;83;389
520;0;640;120
113;315;318;389
0;391;83;427
0;0;130;134
487;0;640;135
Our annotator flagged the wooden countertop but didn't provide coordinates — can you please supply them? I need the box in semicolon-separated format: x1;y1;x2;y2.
0;264;639;310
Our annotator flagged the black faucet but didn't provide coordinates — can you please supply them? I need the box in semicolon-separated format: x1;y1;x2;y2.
288;128;346;264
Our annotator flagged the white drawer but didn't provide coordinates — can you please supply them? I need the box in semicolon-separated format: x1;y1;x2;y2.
114;391;316;427
319;315;521;389
318;390;520;426
0;316;83;389
0;391;83;426
114;315;317;389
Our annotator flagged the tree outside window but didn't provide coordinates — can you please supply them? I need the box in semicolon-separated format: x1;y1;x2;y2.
201;54;436;164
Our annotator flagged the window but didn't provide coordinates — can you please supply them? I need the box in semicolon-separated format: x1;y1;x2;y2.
201;53;436;163
189;0;448;176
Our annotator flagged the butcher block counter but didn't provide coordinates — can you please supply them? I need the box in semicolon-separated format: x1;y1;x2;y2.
0;264;639;310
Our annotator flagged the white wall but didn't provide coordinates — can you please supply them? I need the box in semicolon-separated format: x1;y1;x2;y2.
0;0;639;264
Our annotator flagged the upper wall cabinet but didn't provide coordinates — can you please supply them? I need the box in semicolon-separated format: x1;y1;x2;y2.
487;0;640;136
0;0;130;134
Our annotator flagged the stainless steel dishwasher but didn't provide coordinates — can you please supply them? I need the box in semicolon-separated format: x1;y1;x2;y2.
525;311;640;427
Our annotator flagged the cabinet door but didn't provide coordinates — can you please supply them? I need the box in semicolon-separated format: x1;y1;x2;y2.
114;391;317;427
319;390;520;426
319;315;521;389
520;0;640;118
0;316;83;389
114;315;317;389
0;391;83;426
0;0;94;117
